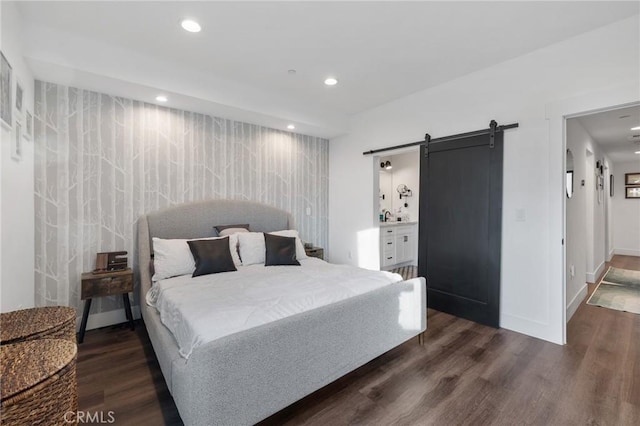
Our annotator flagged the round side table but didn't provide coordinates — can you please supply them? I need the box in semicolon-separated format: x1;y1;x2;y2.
1;339;78;425
0;306;76;345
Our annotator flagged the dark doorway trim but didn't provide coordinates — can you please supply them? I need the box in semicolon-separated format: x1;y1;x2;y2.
362;121;519;156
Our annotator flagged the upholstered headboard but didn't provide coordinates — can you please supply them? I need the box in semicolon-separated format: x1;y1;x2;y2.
137;199;294;307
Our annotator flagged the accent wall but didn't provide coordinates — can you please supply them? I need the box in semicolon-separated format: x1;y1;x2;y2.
34;81;328;325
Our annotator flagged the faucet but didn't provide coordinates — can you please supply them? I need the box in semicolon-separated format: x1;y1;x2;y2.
384;210;392;222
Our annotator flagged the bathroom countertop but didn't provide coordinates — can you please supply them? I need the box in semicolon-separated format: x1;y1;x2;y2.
379;221;417;227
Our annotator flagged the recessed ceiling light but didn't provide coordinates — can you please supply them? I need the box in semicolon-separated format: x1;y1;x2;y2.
631;126;640;131
155;95;168;102
287;124;295;130
181;19;201;33
636;151;640;155
324;77;338;86
288;69;297;75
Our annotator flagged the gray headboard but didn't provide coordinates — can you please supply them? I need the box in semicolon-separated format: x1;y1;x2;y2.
137;199;294;306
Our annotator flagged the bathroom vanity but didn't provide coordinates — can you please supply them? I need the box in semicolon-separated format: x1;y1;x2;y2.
379;222;418;269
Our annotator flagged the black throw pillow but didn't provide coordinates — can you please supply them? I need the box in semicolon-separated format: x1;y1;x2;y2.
214;224;250;235
187;238;237;277
265;233;300;266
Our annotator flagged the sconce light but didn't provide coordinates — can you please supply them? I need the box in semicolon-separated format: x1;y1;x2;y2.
380;160;392;170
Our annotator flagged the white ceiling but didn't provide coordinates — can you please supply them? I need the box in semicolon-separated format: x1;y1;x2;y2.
577;105;640;163
15;1;640;137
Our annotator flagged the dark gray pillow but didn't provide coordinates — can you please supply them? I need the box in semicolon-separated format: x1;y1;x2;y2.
265;233;300;266
187;238;237;277
214;224;250;235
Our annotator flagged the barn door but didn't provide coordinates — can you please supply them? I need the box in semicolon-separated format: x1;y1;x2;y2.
418;131;503;327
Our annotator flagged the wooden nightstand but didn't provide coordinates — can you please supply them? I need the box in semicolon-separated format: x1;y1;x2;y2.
304;247;324;260
79;268;134;343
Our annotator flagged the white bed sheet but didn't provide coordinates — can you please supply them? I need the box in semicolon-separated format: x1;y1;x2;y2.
146;258;403;359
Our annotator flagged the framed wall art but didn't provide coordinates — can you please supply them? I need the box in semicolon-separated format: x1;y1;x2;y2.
12;121;22;161
625;172;640;186
15;78;23;113
0;51;12;129
625;186;640;199
25;110;33;141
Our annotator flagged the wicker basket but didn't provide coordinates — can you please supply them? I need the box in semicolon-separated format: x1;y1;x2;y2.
1;339;78;425
0;307;76;345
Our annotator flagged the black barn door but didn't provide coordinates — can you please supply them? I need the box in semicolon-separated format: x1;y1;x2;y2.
418;132;503;327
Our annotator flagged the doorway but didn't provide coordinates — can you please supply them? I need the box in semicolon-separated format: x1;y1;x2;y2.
564;105;640;332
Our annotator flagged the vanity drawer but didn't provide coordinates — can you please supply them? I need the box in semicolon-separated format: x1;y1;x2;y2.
382;227;396;236
382;254;395;267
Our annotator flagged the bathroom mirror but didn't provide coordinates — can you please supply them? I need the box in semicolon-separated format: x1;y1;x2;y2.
379;170;393;214
566;149;574;199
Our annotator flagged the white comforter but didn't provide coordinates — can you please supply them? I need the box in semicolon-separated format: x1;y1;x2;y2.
147;258;403;359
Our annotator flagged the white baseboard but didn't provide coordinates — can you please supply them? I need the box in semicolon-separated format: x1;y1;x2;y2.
76;306;141;332
608;248;614;262
586;261;606;284
613;248;640;257
566;284;588;323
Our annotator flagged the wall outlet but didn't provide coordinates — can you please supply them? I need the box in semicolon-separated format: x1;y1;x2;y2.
305;207;311;216
516;209;526;222
348;250;352;259
570;265;575;278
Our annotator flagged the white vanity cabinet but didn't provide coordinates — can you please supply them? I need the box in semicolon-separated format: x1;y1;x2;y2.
380;223;417;268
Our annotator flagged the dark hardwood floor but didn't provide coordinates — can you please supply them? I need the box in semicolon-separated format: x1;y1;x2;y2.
77;255;640;425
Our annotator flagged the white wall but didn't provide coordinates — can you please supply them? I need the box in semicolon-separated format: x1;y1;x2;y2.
328;16;640;344
612;160;640;256
565;118;612;321
0;2;35;312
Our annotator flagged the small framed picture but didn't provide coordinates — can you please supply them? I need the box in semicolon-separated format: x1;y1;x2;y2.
625;173;640;186
0;51;12;129
15;78;23;113
626;186;640;199
12;121;22;161
24;110;32;141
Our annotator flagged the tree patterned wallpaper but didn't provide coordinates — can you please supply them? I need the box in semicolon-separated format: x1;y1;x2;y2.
34;81;329;315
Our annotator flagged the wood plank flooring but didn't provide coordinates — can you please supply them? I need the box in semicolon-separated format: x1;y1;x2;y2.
77;255;640;425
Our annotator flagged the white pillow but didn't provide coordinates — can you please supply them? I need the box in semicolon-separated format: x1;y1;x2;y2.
152;234;241;281
219;227;249;237
270;230;308;260
237;230;308;266
237;232;266;266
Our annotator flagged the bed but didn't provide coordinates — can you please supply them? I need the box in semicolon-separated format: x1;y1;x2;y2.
137;199;426;425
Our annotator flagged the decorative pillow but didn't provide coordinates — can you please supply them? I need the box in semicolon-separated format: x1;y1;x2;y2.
152;237;194;281
219;227;250;237
187;238;237;277
152;234;241;281
264;234;300;266
270;230;308;260
214;224;250;235
237;232;266;266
